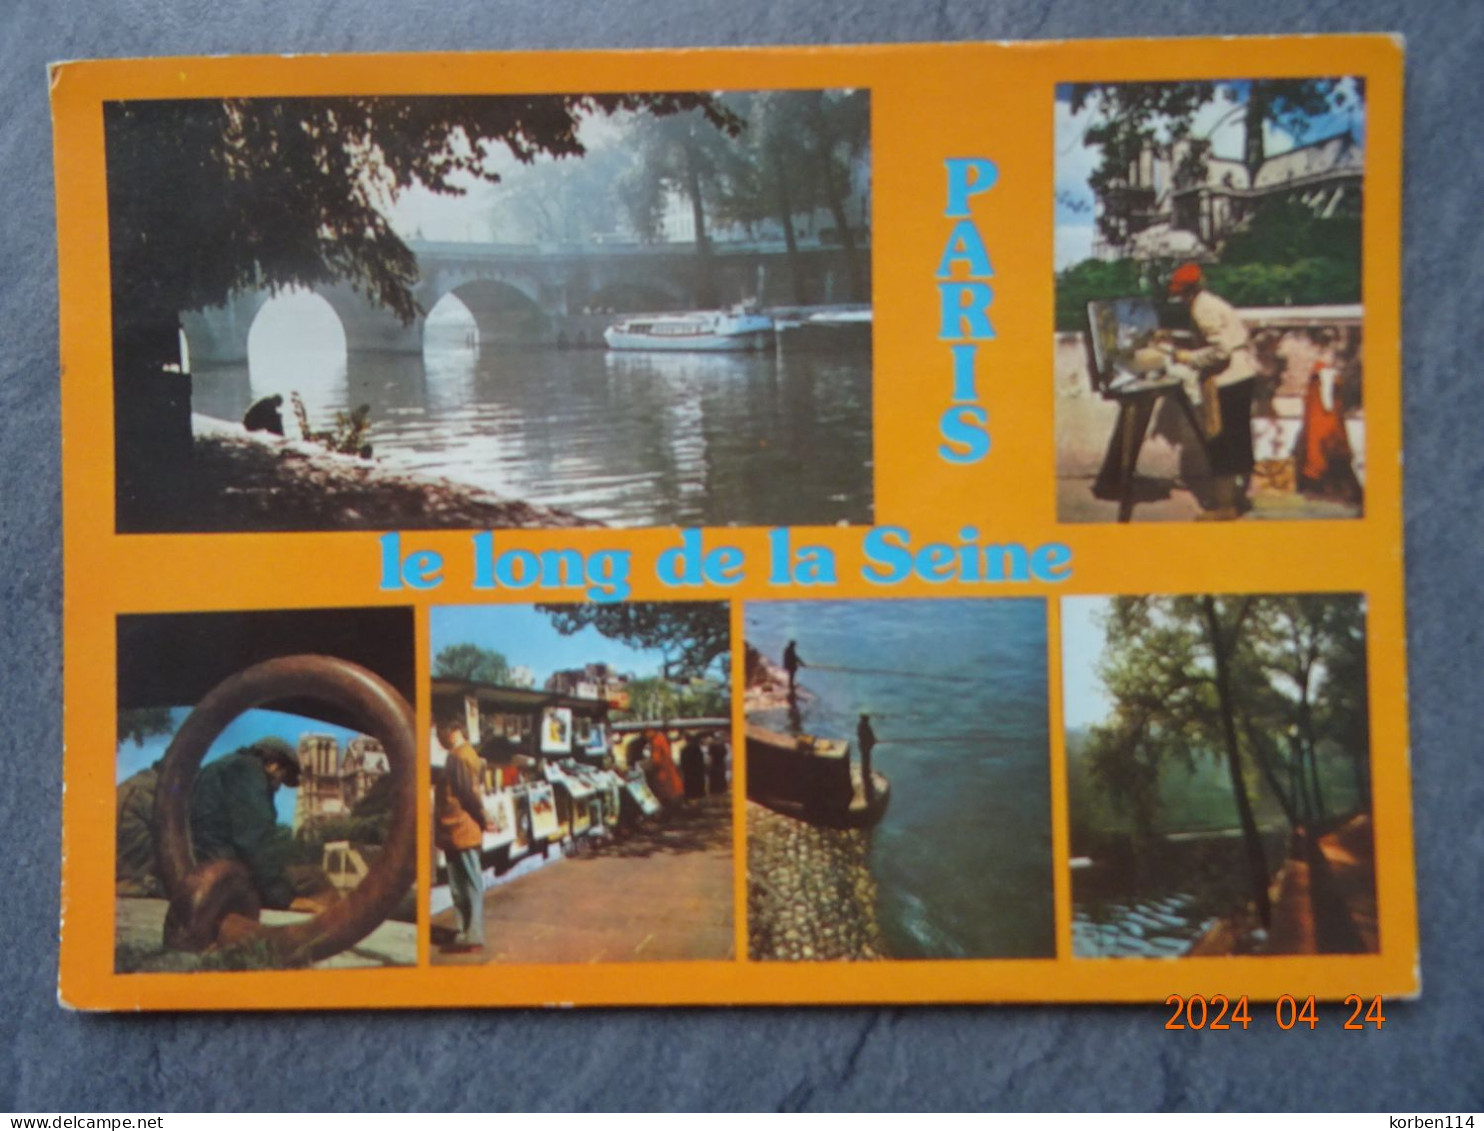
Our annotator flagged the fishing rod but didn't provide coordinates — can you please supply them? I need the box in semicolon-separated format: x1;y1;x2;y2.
876;735;1008;745
803;663;982;684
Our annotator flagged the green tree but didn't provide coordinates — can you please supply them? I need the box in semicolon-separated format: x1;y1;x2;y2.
623;675;730;722
618;106;741;306
536;602;729;680
433;643;512;685
118;707;175;748
1086;595;1272;926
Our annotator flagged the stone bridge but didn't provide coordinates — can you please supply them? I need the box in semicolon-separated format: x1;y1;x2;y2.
182;238;868;363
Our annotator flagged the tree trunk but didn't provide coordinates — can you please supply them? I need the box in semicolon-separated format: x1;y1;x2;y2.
1201;597;1273;928
806;95;866;303
683;140;718;308
770;148;807;305
114;318;193;533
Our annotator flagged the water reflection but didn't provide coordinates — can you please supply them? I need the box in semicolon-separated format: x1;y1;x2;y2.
193;341;872;528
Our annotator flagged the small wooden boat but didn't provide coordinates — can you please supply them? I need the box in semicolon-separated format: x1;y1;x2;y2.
604;308;774;352
745;723;890;829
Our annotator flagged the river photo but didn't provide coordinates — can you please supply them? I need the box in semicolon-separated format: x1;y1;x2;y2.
745;599;1055;961
107;90;874;533
191;325;873;529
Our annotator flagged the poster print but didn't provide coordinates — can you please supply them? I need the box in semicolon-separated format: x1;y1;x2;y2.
54;36;1413;1010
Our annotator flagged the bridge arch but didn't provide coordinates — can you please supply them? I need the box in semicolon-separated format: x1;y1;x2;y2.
244;290;350;419
425;279;547;347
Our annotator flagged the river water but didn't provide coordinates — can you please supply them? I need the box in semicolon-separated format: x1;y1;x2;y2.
191;331;873;528
747;599;1055;960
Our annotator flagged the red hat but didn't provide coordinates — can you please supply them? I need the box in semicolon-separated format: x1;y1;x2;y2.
1168;262;1203;296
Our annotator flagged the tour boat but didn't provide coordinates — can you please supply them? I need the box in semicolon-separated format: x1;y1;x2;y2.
603;307;775;352
745;723;890;829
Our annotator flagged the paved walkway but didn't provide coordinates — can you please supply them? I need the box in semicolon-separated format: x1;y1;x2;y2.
432;795;735;965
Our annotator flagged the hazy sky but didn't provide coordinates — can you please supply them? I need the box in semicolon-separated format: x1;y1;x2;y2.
1054;78;1366;270
382;111;627;243
1060;596;1114;731
431;603;719;684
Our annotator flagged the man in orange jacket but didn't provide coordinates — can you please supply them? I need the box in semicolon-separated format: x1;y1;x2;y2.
435;717;491;952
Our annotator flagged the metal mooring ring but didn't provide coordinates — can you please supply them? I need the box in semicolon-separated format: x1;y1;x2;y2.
152;654;416;966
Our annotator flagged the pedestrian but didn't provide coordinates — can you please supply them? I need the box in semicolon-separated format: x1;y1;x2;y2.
1165;262;1259;521
680;732;706;800
1296;331;1363;505
706;732;729;796
434;717;492;953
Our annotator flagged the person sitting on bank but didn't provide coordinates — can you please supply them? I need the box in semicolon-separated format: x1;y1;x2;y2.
1164;262;1259;521
242;394;286;436
189;737;314;912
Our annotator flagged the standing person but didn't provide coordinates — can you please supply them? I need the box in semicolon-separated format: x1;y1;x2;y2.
856;714;878;804
680;732;707;800
782;640;805;694
1166;262;1259;521
645;728;683;806
1296;332;1363;505
706;732;729;796
435;717;491;953
190;737;306;911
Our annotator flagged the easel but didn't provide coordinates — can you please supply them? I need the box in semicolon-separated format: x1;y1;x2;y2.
1091;377;1210;523
1082;298;1212;523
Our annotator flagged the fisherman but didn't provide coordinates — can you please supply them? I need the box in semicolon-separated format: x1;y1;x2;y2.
782;640;805;693
856;714;878;804
189;737;305;911
1164;262;1258;521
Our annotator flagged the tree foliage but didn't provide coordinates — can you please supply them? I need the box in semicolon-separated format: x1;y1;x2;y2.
536;602;729;680
117;706;175;748
433;642;512;685
105;93;741;356
623;675;730;722
1067;79;1362;249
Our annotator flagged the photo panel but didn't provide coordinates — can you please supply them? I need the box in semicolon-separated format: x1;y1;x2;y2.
114;607;418;972
1062;593;1377;958
105;91;873;534
427;601;735;964
743;598;1055;961
1054;78;1366;524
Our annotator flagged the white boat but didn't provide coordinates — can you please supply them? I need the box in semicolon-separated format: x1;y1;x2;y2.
603;307;775;352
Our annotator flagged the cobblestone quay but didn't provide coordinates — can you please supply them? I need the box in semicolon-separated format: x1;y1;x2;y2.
746;801;887;961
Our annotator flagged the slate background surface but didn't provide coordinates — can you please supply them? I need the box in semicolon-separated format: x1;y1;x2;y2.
2;0;1479;1112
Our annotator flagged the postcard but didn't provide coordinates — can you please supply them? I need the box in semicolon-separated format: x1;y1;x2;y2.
52;35;1414;1009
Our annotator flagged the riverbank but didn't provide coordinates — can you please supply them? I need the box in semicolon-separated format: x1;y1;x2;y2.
168;416;599;532
747;801;886;961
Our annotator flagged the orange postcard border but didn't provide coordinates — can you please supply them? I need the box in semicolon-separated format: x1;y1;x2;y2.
53;35;1416;1011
